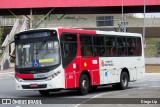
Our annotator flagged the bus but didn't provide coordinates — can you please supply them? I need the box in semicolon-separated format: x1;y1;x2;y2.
9;28;145;95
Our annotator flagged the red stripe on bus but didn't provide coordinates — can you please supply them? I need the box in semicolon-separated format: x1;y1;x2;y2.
16;72;34;79
58;28;96;37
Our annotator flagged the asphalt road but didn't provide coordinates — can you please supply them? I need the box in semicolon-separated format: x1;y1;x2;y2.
0;71;160;107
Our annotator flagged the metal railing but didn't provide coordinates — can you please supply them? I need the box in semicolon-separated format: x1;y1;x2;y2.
20;18;28;32
1;19;20;70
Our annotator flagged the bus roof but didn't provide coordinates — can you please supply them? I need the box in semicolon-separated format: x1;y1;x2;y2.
17;27;142;37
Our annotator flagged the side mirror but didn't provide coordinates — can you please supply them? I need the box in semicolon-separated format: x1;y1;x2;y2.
9;41;15;59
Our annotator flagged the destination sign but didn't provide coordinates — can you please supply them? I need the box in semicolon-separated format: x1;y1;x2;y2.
19;32;50;40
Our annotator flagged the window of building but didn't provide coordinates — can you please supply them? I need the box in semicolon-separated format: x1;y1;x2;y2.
96;16;114;26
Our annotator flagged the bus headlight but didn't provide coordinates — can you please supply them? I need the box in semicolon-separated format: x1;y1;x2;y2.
15;76;24;82
47;70;61;81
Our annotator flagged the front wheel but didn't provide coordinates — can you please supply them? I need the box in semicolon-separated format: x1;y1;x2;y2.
78;74;90;95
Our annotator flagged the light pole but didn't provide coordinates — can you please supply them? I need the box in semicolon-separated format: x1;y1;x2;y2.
122;0;126;32
143;0;146;42
122;0;124;32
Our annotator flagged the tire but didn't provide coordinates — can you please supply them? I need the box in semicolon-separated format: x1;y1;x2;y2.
118;72;129;90
39;90;50;96
78;74;90;95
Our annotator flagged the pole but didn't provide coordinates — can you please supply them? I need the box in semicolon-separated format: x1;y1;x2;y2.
122;0;124;32
143;0;146;41
30;8;33;29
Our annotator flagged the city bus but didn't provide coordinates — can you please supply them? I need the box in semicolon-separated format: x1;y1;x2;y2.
9;28;145;95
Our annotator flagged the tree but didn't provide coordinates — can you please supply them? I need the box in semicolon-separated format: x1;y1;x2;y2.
0;27;4;45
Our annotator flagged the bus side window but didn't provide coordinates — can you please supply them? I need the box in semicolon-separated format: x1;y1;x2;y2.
60;33;78;68
80;35;93;57
135;37;142;56
106;37;116;57
82;46;93;56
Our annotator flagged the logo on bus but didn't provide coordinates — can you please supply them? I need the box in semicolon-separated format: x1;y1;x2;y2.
101;60;104;67
84;62;87;67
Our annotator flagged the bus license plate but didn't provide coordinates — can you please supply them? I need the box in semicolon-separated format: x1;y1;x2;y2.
30;84;38;88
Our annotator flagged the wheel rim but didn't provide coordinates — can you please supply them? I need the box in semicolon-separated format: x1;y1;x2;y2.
82;80;87;90
122;76;127;86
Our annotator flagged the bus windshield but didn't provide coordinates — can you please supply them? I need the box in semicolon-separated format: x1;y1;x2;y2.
15;40;60;68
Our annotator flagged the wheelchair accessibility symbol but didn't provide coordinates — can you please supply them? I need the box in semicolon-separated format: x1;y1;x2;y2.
33;60;39;67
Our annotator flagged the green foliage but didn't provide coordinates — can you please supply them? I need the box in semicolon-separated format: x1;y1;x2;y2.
145;38;160;45
145;38;160;57
0;27;4;45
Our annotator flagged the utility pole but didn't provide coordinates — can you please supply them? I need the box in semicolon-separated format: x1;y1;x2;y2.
143;0;146;42
30;8;33;29
121;0;126;32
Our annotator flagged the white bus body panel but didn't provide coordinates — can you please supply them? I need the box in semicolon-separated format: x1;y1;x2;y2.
97;31;145;84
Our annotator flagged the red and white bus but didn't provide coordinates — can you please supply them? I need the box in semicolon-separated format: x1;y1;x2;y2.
10;28;145;95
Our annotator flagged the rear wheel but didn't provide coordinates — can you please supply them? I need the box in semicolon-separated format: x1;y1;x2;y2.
39;90;50;96
113;72;129;90
78;74;90;95
119;72;129;89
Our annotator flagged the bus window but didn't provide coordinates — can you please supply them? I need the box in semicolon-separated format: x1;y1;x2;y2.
80;35;93;57
135;37;142;56
106;47;116;56
93;36;105;56
93;47;105;56
60;33;77;68
117;37;126;56
80;35;92;45
81;46;93;56
127;37;136;56
93;36;104;45
106;37;117;57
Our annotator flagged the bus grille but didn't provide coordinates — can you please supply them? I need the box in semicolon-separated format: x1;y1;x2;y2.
22;84;47;89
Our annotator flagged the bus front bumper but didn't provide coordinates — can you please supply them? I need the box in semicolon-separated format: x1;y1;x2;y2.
15;79;62;91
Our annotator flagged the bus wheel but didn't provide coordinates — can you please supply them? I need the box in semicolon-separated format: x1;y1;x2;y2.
39;90;50;96
78;74;89;95
119;72;129;90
